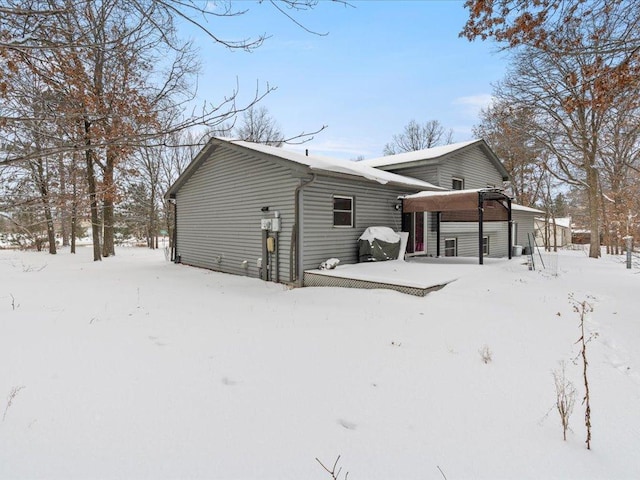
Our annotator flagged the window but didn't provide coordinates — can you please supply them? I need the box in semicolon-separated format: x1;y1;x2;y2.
444;238;457;257
333;195;354;227
452;177;464;190
483;236;490;255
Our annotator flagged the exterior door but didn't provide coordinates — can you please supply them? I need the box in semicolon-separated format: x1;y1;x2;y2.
402;212;426;255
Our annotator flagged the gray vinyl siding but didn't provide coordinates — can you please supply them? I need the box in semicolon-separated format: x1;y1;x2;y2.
175;144;298;280
437;148;504;190
301;177;409;271
512;210;538;247
390;164;439;186
387;145;509;259
384;145;505;189
426;222;509;258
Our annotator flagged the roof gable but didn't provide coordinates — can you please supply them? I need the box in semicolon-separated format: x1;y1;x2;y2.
166;138;443;198
360;139;510;181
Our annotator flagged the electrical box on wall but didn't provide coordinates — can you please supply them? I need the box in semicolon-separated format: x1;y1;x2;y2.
271;217;281;232
260;219;272;230
266;236;276;253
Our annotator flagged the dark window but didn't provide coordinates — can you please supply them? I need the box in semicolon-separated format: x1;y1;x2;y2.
483;236;490;255
452;177;464;190
444;238;457;257
333;196;353;227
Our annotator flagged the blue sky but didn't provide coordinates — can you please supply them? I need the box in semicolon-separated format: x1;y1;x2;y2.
182;1;508;159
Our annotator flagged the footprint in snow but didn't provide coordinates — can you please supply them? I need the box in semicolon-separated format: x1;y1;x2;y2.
337;418;357;430
148;335;167;347
221;377;238;386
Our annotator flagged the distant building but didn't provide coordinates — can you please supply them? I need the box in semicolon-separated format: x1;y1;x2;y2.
535;217;572;248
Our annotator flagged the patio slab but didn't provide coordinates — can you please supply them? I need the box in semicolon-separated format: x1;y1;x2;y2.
303;257;501;296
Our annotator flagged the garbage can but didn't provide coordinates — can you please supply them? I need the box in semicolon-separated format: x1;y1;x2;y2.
512;245;523;257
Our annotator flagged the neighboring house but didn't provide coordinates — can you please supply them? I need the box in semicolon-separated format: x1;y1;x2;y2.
512;205;546;250
166;137;539;285
535;216;572;248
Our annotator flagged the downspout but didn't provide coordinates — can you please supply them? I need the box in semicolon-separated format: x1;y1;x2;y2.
290;173;317;286
171;195;179;263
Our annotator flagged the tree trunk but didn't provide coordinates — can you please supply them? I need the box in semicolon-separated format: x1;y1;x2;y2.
148;184;156;250
58;154;70;247
600;186;611;255
70;157;78;254
33;159;57;255
586;164;601;258
102;149;116;257
84;119;102;261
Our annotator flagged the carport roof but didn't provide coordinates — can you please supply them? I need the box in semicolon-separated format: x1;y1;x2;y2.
401;188;510;213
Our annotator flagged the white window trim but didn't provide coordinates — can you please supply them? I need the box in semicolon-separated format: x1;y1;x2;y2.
444;237;457;257
452;177;464;190
333;195;354;228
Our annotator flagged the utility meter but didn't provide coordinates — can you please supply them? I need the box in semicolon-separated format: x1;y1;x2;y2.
260;218;272;230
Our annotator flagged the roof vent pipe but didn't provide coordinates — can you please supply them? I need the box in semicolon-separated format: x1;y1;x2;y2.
305;149;308;156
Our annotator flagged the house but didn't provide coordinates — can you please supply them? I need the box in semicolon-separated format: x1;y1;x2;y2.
360;139;541;260
535;216;572;248
165;137;538;285
165;137;442;286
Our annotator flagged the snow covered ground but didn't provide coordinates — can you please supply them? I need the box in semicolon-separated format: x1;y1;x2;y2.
1;247;639;479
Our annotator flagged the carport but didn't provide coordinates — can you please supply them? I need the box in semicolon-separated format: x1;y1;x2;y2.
402;189;513;264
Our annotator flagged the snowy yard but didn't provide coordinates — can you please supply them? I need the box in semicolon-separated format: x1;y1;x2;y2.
1;247;639;479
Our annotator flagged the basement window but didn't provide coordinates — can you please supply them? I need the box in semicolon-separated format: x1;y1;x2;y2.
333;195;354;227
483;236;490;255
444;238;457;257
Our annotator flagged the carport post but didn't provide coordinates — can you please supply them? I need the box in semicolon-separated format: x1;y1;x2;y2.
507;197;512;259
478;193;484;265
436;211;441;257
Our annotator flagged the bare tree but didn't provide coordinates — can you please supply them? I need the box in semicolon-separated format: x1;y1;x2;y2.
571;295;594;450
1;0;340;258
461;0;640;60
234;106;284;146
553;361;576;442
597;93;640;254
0;0;338;167
492;21;639;258
462;0;640;259
383;119;453;155
474;100;545;206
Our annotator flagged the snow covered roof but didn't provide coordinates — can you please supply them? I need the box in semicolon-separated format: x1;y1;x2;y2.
225;139;443;190
402;188;489;199
165;138;444;198
512;204;545;214
359;139;510;181
361;140;479;168
535;216;572;228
